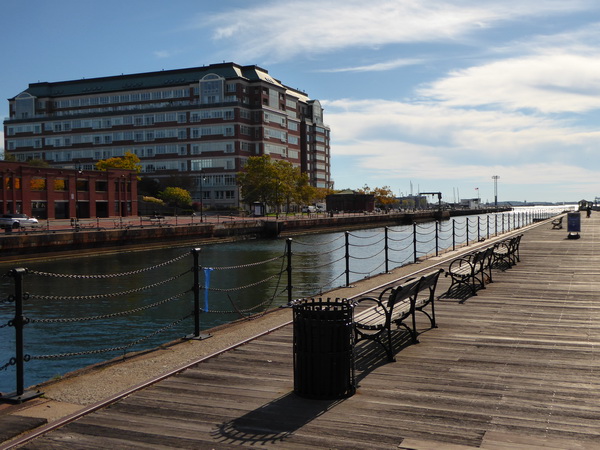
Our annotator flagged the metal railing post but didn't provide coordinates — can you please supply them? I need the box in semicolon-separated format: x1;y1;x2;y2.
435;221;439;257
384;227;389;273
191;248;201;338
452;219;456;251
413;222;418;263
345;231;350;287
1;268;42;403
466;218;470;246
286;238;293;304
13;268;26;398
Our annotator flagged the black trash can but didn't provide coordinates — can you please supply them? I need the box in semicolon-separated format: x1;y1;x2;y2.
292;298;355;399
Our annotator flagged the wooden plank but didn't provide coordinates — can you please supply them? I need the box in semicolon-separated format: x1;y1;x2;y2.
19;217;600;448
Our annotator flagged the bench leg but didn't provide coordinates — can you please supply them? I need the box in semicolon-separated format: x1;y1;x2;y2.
385;327;395;361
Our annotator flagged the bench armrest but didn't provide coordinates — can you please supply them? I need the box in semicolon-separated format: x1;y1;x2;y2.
448;257;474;273
354;296;390;328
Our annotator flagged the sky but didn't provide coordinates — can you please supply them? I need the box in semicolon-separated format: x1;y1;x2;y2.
2;0;600;204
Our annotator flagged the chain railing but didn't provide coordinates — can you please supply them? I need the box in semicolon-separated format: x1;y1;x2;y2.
0;247;290;402
0;209;563;402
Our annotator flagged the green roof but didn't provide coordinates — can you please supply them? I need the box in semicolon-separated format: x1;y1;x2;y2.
17;63;280;99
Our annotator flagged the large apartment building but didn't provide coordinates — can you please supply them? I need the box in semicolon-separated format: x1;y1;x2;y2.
3;63;331;210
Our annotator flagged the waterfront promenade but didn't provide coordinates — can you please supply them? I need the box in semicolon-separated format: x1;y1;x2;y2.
2;213;599;448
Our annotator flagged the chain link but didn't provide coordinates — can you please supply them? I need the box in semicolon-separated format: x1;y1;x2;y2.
294;243;345;257
30;314;192;360
29;270;190;301
350;237;386;248
206;271;283;293
1;295;15;305
30;291;191;324
350;248;385;260
207;254;284;271
205;295;276;314
27;252;189;279
0;357;16;371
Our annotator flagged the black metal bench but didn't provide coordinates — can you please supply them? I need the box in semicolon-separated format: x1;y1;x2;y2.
446;246;495;296
354;268;444;361
493;234;522;270
552;216;563;229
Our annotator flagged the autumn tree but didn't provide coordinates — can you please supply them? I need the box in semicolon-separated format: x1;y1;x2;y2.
159;187;192;212
357;185;398;210
95;151;142;174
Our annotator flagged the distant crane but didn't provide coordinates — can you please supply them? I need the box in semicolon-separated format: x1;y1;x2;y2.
419;192;442;210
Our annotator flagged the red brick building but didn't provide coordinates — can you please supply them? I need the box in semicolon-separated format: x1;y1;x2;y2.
3;63;331;211
0;161;137;219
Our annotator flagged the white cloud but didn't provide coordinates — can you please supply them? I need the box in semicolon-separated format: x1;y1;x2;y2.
317;58;423;73
198;0;590;62
323;98;590;155
324;97;600;198
420;52;600;113
154;50;172;59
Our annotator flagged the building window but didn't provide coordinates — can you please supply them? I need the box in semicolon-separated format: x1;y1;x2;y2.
54;179;68;191
76;179;89;191
5;177;22;190
199;74;224;104
95;180;108;192
30;177;46;191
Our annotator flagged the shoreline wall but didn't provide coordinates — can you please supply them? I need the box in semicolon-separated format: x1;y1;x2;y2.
0;208;503;257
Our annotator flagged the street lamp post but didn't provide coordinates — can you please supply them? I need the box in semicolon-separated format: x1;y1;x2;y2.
492;175;500;209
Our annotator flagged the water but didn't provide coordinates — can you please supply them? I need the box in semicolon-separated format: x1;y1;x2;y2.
0;206;572;393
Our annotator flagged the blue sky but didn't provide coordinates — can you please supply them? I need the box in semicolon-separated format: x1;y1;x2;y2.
2;0;600;203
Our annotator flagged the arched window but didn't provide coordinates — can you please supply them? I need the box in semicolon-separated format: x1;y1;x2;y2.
199;74;224;105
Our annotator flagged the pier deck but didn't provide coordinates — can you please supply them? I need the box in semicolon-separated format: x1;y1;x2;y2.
3;214;600;448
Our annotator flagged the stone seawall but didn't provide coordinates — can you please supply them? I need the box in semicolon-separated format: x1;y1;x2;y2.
0;208;502;257
0;221;265;257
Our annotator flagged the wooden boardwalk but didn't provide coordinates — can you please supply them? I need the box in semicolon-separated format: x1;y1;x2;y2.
10;214;600;448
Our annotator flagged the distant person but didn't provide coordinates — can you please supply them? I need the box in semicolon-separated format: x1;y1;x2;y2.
587;206;592;218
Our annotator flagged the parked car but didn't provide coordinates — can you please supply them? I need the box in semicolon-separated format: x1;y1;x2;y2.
0;214;40;229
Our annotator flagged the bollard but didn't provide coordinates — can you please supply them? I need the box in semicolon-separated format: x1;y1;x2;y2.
186;248;210;341
0;268;43;404
286;238;293;305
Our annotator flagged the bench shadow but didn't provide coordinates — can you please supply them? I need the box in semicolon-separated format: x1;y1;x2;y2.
439;285;477;303
354;329;413;382
211;392;345;445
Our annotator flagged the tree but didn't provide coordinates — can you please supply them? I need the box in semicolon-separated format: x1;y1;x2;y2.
27;158;50;167
159;187;192;210
237;155;279;207
272;159;316;213
357;185;398;209
237;155;316;214
95;151;142;173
